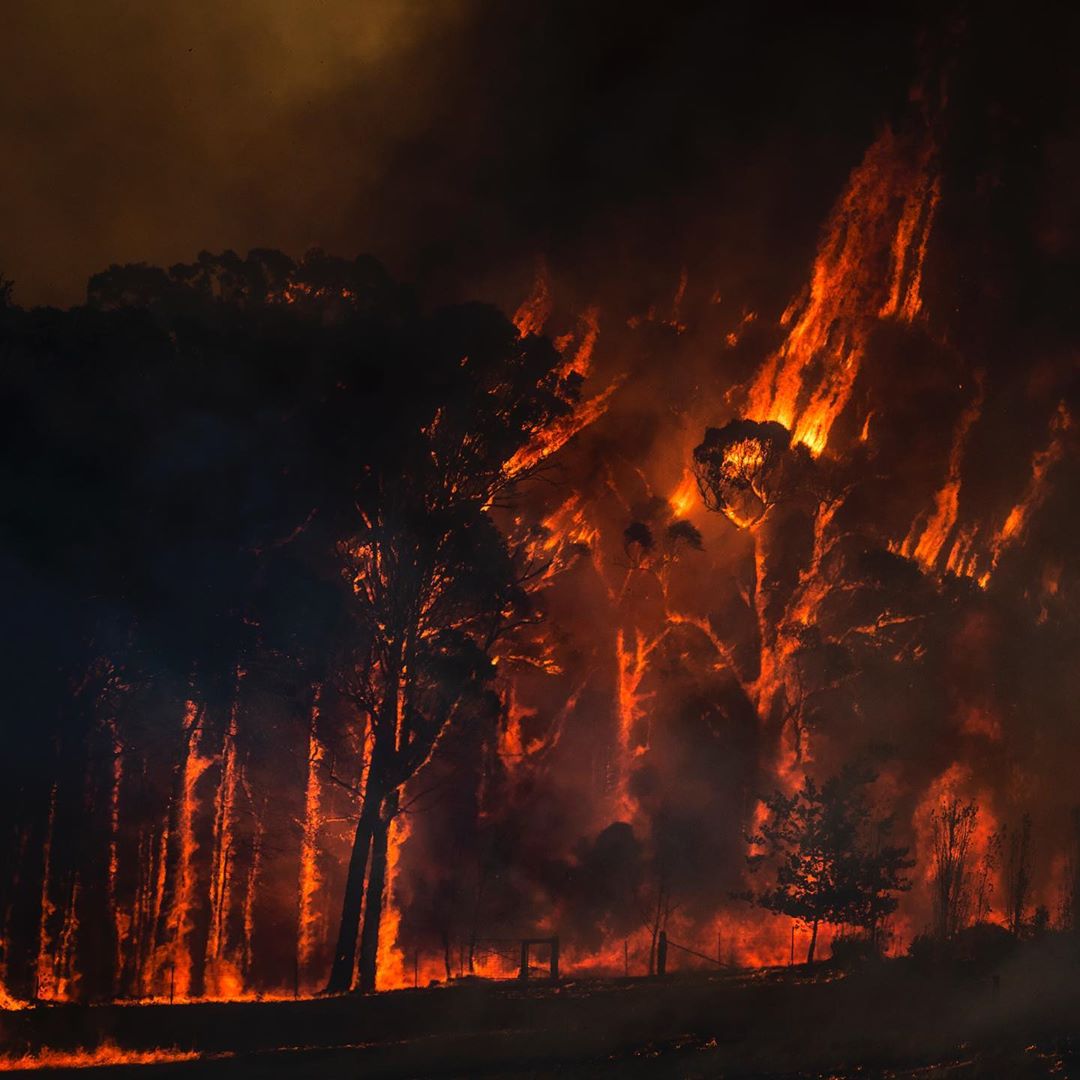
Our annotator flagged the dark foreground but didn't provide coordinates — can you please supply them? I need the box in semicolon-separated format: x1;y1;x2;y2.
4;941;1080;1077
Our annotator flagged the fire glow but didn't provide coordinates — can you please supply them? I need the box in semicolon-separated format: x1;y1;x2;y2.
1;77;1075;1020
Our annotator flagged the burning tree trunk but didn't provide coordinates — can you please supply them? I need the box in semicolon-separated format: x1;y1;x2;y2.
296;686;327;991
358;790;400;993
326;786;381;993
321;307;570;993
204;684;242;994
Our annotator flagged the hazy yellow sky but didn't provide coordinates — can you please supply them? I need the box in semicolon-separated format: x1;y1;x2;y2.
1;1;474;305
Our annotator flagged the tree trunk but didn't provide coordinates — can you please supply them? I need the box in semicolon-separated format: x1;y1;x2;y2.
325;789;380;993
357;789;399;993
806;918;819;965
330;638;402;995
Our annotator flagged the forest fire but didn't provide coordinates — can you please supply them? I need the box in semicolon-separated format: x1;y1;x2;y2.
2;4;1079;1077
3;104;1076;1003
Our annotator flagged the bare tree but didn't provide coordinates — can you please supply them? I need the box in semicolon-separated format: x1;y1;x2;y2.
929;798;978;941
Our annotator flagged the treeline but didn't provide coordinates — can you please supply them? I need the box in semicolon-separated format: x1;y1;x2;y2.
0;250;572;1001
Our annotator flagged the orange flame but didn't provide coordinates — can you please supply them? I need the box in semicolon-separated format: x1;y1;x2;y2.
0;1042;201;1072
296;688;327;991
154;702;212;1000
746;127;938;455
897;382;984;574
512;262;552;338
375;813;412;990
987;403;1072;571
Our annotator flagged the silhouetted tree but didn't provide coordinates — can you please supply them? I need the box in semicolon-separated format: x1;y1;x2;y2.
929;798;978;941
747;764;911;964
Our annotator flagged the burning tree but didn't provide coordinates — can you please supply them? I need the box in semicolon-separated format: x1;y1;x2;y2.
691;419;792;529
746;765;912;964
928;798;978;942
325;305;573;993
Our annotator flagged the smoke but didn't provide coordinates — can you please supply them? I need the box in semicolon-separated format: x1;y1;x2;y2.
0;0;469;305
1;2;923;308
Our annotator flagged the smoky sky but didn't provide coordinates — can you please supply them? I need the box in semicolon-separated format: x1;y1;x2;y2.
0;0;945;309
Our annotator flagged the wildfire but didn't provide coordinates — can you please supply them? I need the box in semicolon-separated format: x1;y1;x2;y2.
206;693;242;984
503;296;618;480
10;65;1075;1014
745;126;938;456
615;628;656;818
269;281;356;306
692;420;790;528
720;439;766;486
502;379;621;479
899;400;1073;588
0;985;27;1011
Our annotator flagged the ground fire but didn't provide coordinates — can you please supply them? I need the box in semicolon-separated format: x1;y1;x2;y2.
2;3;1079;1076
